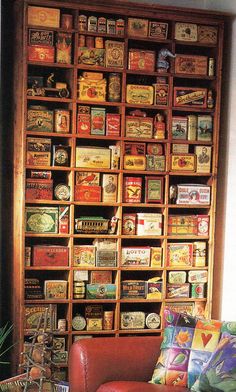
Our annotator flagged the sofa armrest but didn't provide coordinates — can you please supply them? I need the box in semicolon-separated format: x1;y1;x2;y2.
69;336;162;392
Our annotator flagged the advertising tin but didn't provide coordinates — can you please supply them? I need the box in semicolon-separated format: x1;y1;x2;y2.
61;14;73;30
122;213;136;235
175;55;208;76
54;184;70;201
208;58;215;76
58;319;66;332
74;185;101;202
194;146;212;173
95;37;104;49
153;84;168;106
86;284;116;299
55;109;70;133
107;19;116;34
173;87;207;108
120;311;145;329
127;18;148;37
25;206;58;234
105;41;124;68
168;271;187;284
167;283;190;299
116;19;125;35
32;245;69;266
128;49;155;72
146;313;161;329
121;280;146;298
176;184;211;205
97;17;107;33
148;21;168;39
198;25;218;44
28;45;55;62
188;270;208;284
136;213;162;236
91;107;106;135
125;116;153;138
121;247;150;266
85;36;95;48
73;282;85;299
76;146;110;169
170;154;195;172
26;178;53;200
28;6;60;28
56;32;72;64
96;250;117;267
191;283;205;298
123;177;142;203
87;16;97;32
103;311;114;330
187;114;197;140
78;15;87;32
77;113;91;134
146;155;165;172
174;22;197;42
78;77;107;102
193;241;207;267
106;114;120;136
28;29;54;46
78;34;86;47
26;137;51;166
86;318;103;331
126;84;153;105
108;73;121;102
59;206;69;234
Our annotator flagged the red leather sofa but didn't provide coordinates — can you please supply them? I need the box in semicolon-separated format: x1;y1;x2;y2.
69;336;190;392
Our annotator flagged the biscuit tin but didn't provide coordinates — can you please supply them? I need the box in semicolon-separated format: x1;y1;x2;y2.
168;271;187;284
55;109;70;133
167;283;190;299
28;6;60;28
150;247;162;267
44;280;67;299
125;116;153;138
91;107;106;135
126;84;154;105
32;245;69;266
56;32;72;64
78;48;105;66
25;206;58;234
171;154;195;172
149;21;168;39
27;107;53;132
96;250;117;267
78;77;106;102
124;155;146;171
122;213;136;235
28;29;54;46
26;137;51;166
146;155;165;172
136;213;162;236
128;49;155;72
120;311;145;329
123;177;142;203
153;84;169;106
194;146;212;173
86;284;116;299
73;245;96;267
75;147;110;169
106;114;120;136
171;116;187;140
28;45;55;62
173;87;207;108
167;243;193;267
74;185;101;202
198;25;218;44
197;115;213;141
176;184;211;205
175;55;208;75
128;18;148;37
105;40;124;68
26;178;53;200
121;280;146;298
121;247;150;266
188;270;208;283
174;22;197;42
193;241;207;267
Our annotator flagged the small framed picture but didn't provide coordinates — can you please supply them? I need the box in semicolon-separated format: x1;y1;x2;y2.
145;176;163;203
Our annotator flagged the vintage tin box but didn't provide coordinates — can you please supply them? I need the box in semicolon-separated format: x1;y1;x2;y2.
123;155;146;171
150;247;162;267
77;113;91;134
167;283;190;299
126;85;154;105
105;40;124;68
121;280;146;298
176;184;211;205
171;116;187;140
106;114;120;136
96;250;117;267
125;116;153;138
93;238;117;251
75;171;100;186
76;146;110;169
102;174;118;203
197;215;210;236
26;178;53;200
27;107;53;132
136;213;162;236
193;241;207;267
122;213;136;235
32;245;69;266
128;49;155;72
174;22;198;42
121;247;150;266
175;54;208;75
28;6;60;28
28;29;54;46
153;84;169;106
78;48;105;66
173;87;207;108
168;271;187;284
74;185;101;202
44;280;67;299
90;270;112;284
120;311;145;329
86;284;116;299
123;177;142;203
24;304;57;331
26;137;51;166
167;243;193;267
171;154;195;172
194;146;212;173
25;206;58;233
78;77;106;102
28;45;55;62
188;270;208;283
168;215;198;235
198;25;218;44
56;32;72;64
145;176;163;203
128;18;148;37
146;280;162;299
86;318;103;331
146;155;165;172
91;107;106;135
148;21;168;39
73;245;96;267
197;115;213;141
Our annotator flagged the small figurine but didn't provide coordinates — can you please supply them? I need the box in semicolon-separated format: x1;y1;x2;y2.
108;216;119;234
169;185;177;204
157;48;176;73
154;113;165;139
207;89;214;109
46;72;55;88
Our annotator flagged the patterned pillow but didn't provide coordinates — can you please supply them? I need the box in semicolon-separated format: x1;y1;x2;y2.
150;309;222;388
191;322;236;392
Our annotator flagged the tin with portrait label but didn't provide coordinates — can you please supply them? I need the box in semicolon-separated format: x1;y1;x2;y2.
54;183;70;201
145;313;161;329
191;283;205;298
54;109;70;133
58;319;66;331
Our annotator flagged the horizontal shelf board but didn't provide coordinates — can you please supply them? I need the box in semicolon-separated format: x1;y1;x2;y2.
126;69;169;77
172;107;214;113
120;298;162;303
121;169;167;175
165;298;207;302
24;330;70;335
166;266;208;270
25;165;72;171
174;73;214;80
71;330;117;334
118;329;162;334
122;203;165;208
25;233;71;238
77;64;124;72
72;266;118;270
168;204;210;208
25;200;71;205
120;267;164;271
174;40;217;48
78;31;125;39
128;35;172;44
125;103;169;110
74;168;120;174
27;96;73;103
25;266;70;271
25;299;69;303
74;201;120;206
27;24;76;33
123;137;168;143
169;172;212;176
120;235;165;239
167;235;209;239
73;234;118;238
77;100;123;107
26;131;73;138
27;60;74;68
170;139;212;145
76;134;122;141
72;299;117;303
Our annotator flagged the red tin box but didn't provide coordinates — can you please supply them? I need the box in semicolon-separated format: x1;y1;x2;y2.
77;113;91;134
106;114;120;136
173;87;207;108
28;45;55;62
74;185;101;202
59;206;69;234
128;49;155;72
32;245;69;266
26;178;53;200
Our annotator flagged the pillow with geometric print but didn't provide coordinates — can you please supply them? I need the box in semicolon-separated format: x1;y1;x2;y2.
150;309;222;389
191;322;236;392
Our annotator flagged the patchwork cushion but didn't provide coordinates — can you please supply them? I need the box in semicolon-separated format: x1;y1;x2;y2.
191;322;236;392
150;309;222;389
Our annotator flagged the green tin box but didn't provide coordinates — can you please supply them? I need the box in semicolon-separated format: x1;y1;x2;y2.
25;206;58;233
27;106;54;132
86;284;116;299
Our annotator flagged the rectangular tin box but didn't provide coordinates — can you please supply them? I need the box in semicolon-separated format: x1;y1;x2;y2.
28;29;54;46
174;22;198;42
44;280;67;299
122;213;136;235
25;206;58;234
25;178;53;200
32;245;69;267
121;280;146;298
128;49;155;72
168;271;187;284
136;213;162;236
121;247;150;266
176;184;211;205
123;176;142;203
166;283;190;298
24;304;57;331
198;25;218;44
105;40;124;68
28;45;55;62
73;245;96;267
27;108;53;132
74;185;101;202
28;6;60;28
168;215;198;235
106;114;120;136
153;84;169;106
146;155;165;172
123;155;146;171
126;85;154;105
78;47;105;66
173;87;207;108
127;18;148;37
194;146;212;173
188;270;208;283
150;247;162;267
120;311;145;329
86;284;116;299
167;243;193;267
171;154;195;172
78;78;106;102
96;250;117;267
76;147;110;169
125;116;153;138
175;54;208;75
148;21;168;39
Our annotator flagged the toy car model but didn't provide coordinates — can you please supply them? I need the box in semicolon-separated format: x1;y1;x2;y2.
27;74;70;98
